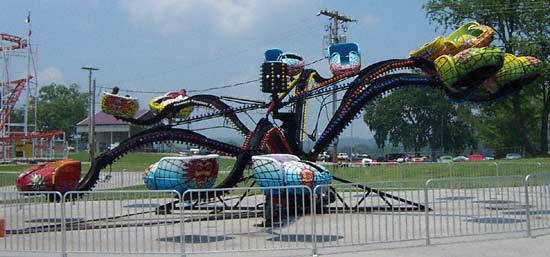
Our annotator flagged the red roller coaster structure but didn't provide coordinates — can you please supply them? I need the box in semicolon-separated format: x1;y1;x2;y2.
0;31;67;161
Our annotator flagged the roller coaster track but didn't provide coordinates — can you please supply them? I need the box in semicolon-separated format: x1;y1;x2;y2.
0;76;33;134
0;33;28;51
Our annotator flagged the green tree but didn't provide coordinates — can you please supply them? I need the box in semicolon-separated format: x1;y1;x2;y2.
37;83;88;137
424;0;550;156
363;88;477;155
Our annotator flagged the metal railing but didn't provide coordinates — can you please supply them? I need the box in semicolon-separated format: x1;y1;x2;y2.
424;176;527;244
1;174;550;256
525;173;550;237
0;191;64;253
62;190;181;255
312;180;427;251
182;186;313;255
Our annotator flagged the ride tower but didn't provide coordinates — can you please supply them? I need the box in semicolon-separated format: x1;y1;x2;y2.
0;20;66;161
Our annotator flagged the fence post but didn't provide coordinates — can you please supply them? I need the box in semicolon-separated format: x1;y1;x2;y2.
525;175;532;238
312;185;318;257
181;191;187;257
424;179;431;246
61;192;68;257
494;162;499;177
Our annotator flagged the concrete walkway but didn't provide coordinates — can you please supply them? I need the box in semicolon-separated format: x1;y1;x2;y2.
2;235;548;257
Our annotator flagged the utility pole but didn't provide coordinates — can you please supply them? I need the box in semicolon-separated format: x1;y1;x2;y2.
318;9;357;162
82;66;99;162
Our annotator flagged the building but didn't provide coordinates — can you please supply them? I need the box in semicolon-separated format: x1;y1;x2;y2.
76;110;153;152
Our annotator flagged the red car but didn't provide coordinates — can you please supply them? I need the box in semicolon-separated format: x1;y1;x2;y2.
468;154;483;161
16;159;81;193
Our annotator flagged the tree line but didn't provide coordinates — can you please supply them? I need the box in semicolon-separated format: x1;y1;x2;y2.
363;0;549;157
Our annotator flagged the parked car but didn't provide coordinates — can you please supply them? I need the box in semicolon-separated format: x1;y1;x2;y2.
385;153;406;162
318;152;331;162
411;157;425;163
452;156;469;162
361;157;374;167
337;153;350;161
505;153;522;160
352;153;370;164
438;156;453;163
353;153;370;159
483;156;495;161
468;154;483;161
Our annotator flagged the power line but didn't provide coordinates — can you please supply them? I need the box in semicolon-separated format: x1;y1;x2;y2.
100;56;327;95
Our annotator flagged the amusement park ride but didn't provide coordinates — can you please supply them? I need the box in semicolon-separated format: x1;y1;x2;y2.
1;29;66;161
16;21;542;224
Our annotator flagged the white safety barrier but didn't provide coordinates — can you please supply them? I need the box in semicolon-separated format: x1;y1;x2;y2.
62;190;181;255
525;174;550;237
424;176;527;245
312;180;427;252
181;186;313;255
0;191;64;253
1;174;550;256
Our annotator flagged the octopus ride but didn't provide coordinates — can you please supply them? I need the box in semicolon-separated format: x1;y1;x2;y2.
17;21;542;225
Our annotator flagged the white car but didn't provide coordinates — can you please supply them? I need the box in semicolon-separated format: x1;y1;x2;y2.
361;158;374;167
337;153;350;161
505;153;522;160
452;156;469;162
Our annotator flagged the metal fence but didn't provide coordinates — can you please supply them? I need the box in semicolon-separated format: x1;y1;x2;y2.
63;190;181;255
182;186;313;255
425;176;528;243
312;180;427;251
525;174;550;237
0;191;64;253
1;174;550;256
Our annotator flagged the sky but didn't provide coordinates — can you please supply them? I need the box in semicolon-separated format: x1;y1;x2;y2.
0;0;442;141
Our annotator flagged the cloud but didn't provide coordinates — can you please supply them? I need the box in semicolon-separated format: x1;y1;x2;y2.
119;0;261;35
38;67;65;86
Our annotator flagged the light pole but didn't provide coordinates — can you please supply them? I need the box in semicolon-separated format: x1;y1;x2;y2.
82;66;99;162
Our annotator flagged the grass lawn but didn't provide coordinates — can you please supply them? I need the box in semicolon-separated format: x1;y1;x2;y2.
0;172;19;186
1;152;550;189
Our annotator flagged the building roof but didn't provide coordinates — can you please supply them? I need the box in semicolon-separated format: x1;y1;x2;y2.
76;110;150;126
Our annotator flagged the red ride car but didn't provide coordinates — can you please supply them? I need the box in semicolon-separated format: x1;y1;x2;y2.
16;159;81;193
